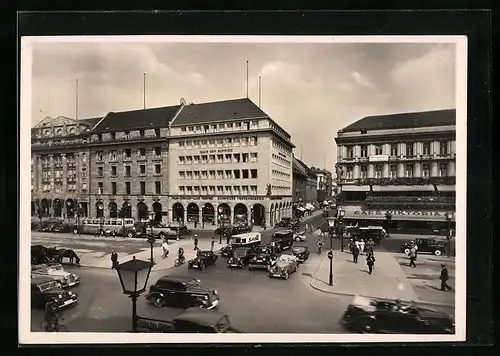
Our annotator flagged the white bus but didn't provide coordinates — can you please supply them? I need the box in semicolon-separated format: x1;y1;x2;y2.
73;218;136;237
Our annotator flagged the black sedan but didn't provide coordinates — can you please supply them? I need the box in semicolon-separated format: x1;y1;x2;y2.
341;296;455;334
188;250;218;270
220;244;234;257
227;247;254;268
291;246;310;263
31;276;78;309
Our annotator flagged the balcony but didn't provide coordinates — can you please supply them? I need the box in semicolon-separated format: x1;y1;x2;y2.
67;162;76;168
340;177;456;186
365;195;455;206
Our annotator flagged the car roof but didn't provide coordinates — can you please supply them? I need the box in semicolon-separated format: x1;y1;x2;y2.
232;232;260;238
174;308;227;326
157;275;199;284
31;276;57;285
234;247;251;251
274;230;293;234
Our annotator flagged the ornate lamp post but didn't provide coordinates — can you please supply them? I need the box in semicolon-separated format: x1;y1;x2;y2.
147;211;156;265
116;256;153;332
327;217;336;286
338;209;345;252
445;211;454;258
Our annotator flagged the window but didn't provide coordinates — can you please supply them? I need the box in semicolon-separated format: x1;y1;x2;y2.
422;163;430;178
111;132;116;140
155;181;161;194
346;166;353;179
155;164;161;175
179;186;186;194
209;139;215;148
186;171;193;180
111;182;117;195
346;146;354;158
140;182;146;195
81;168;87;179
406;143;414;157
233;137;240;146
217;186;224;194
360;166;368;178
111;166;117;176
201;140;208;148
98;182;103;195
242;169;249;179
405;164;414;178
186;156;193;164
140;165;146;175
439;163;448;177
360;145;368;158
125;166;131;177
217;139;223;147
209;186;215;194
179;156;185;164
124;149;131;159
390;164;398;178
242;186;249;195
193;156;200;164
187;186;193;194
423;142;431;155
250;169;258;179
203;125;210;132
250;153;258;162
250;185;257;195
98;167;104;177
225;170;232;179
201;171;208;180
233;153;241;163
201;155;208;164
81;153;87;162
218;124;225;131
233;170;241;179
125;182;131;195
375;145;383;155
440;142;448;155
209;170;216;179
155;129;161;137
81;183;87;191
224;154;232;163
154;147;161;157
97;151;103;161
233;186;241;195
216;154;223;163
375;165;383;178
217;170;224;179
139;148;146;159
179;141;185;148
241;137;248;146
249;137;257;146
193;140;200;148
97;134;102;142
194;171;200;180
242;153;249;163
224;138;232;147
179;171;186;180
390;144;398;156
194;186;200;194
209;155;215;164
139;129;145;137
181;127;187;133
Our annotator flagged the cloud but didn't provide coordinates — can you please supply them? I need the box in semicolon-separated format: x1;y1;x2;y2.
351;71;375;89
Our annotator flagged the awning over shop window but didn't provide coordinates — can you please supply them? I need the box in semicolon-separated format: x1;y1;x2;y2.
437;185;456;192
342;207;455;222
372;185;435;192
341;185;371;192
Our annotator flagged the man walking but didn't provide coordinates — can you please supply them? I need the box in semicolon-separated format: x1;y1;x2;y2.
409;244;417;268
366;254;375;275
440;264;453;291
161;239;169;259
352;243;360;264
111;250;118;269
193;235;199;250
211;236;215;251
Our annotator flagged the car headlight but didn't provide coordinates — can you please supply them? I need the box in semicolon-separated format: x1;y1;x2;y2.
68;291;73;296
58;294;62;298
71;273;76;278
204;295;209;300
213;289;218;295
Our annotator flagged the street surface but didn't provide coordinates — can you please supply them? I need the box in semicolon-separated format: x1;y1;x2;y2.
29;212;455;333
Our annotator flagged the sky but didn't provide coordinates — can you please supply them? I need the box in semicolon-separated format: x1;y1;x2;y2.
30;39;457;170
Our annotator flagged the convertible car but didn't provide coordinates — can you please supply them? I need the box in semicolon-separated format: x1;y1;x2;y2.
341;295;455;334
268;254;299;280
188;250;218;270
31;263;80;288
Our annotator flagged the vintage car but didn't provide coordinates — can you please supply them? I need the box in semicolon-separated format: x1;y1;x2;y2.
248;245;277;271
215;224;252;236
31;276;78;309
188;250;218;270
31;263;80;288
221;232;262;257
165;224;191;238
287;219;301;230
341;295;455;334
133;221;171;239
293;231;307;242
145;275;220;309
291;246;310;263
37;220;73;233
136;308;241;333
227;247;254;268
270;230;294;252
400;237;447;256
268;254;299;279
276;217;292;227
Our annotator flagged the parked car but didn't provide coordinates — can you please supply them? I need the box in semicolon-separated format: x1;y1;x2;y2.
31;263;80;288
188;250;218;270
215;224;252;236
270;230;294;252
37;220;73;233
136;308;241;333
31;276;78;309
145;275;220;309
268;254;299;279
400;237;447;256
293;231;307;242
276;217;292;227
227;247;254;268
248;245;277;271
341;295;455;334
291;246;310;263
165;224;191;238
287;219;301;230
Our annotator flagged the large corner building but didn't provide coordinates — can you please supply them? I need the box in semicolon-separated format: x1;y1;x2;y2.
334;109;456;234
31;98;295;227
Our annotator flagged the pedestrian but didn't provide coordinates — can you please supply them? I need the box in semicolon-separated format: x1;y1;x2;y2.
366;254;375;274
202;219;205;229
352;244;360;263
317;238;324;255
111;250;118;269
194;235;199;250
409;245;417;268
359;239;365;254
194;220;198;229
211;236;215;251
262;219;267;230
354;239;361;253
305;223;309;234
439;264;453;291
161;240;169;259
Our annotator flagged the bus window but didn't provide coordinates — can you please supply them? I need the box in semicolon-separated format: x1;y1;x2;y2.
93;219;99;224
81;219;87;224
111;220;117;226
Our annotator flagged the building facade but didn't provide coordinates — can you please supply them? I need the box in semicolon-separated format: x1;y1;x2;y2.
310;167;333;202
167;98;295;227
334;109;456;234
292;156;318;203
31;98;295;228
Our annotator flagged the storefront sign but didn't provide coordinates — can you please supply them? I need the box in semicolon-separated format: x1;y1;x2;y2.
354;210;445;217
170;195;265;201
199;148;233;154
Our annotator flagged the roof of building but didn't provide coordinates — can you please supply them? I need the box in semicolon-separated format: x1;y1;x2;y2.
171;98;269;126
341;109;456;133
92;105;181;133
293;156;310;177
78;117;102;128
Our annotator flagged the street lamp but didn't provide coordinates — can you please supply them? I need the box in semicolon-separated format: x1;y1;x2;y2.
338;209;345;252
327;217;336;286
445;211;454;258
147;211;156;265
116;256;153;332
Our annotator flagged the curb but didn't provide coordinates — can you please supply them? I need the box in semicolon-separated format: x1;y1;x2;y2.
308;256;455;309
76;263;173;272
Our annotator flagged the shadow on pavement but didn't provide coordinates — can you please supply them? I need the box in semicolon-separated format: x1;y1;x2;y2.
67;316;132;332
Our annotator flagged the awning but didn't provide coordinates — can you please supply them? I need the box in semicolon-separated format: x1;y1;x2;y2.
436;185;456;192
341;207;455;222
296;207;306;211
372;185;435;192
341;185;370;192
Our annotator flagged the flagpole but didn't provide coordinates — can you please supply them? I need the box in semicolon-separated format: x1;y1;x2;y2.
75;79;79;120
258;76;262;108
143;73;146;109
246;61;249;98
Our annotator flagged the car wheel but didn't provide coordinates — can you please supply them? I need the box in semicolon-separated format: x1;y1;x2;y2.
404;248;410;255
152;297;164;308
434;249;442;256
73;229;78;235
284;271;289;280
358;318;378;334
127;231;134;238
295;237;301;242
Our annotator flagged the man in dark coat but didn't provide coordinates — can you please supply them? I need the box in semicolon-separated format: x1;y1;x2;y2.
440;264;452;291
366;254;375;275
352;244;360;263
211;236;215;251
111;250;118;269
194;235;199;250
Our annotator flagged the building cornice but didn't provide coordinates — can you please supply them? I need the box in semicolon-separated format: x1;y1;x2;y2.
335;130;456;145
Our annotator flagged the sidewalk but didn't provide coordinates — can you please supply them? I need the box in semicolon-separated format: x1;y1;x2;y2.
310;251;418;302
77;237;222;271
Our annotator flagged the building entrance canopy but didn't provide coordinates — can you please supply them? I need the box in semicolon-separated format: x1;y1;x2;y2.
343;207;455;222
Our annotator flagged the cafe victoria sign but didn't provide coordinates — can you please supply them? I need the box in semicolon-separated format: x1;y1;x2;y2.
353;209;452;219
